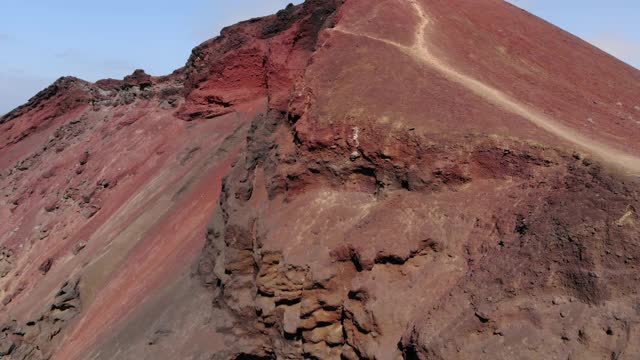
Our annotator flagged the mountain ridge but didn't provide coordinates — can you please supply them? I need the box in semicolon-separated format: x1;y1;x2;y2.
1;0;640;359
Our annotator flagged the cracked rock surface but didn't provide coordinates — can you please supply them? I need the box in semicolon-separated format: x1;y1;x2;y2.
1;0;640;359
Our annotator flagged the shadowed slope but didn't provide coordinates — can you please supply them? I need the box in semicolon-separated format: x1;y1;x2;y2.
1;0;640;359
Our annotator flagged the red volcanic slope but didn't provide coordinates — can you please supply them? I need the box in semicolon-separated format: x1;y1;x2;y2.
1;0;640;359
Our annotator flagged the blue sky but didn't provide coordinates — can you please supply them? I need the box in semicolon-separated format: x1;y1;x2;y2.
508;1;640;67
0;0;638;115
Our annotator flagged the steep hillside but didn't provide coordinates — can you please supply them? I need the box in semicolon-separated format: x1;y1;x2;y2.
1;0;639;359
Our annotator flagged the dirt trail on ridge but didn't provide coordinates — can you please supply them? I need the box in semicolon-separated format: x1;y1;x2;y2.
334;0;640;176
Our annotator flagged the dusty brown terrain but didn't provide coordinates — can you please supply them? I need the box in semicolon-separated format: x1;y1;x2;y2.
1;0;640;359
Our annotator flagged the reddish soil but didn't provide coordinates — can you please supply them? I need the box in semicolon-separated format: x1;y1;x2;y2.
1;0;639;359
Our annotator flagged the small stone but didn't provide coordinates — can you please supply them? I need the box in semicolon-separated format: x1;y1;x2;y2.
255;296;276;317
159;100;177;109
349;304;375;333
0;340;16;356
475;305;493;323
79;151;90;165
44;198;58;212
2;295;13;306
283;305;300;336
147;329;172;346
16;159;32;171
81;205;100;219
341;345;359;360
475;312;490;323
312;309;341;324
72;241;87;255
39;258;53;274
301;299;321;317
303;323;343;345
350;151;361;161
97;178;115;188
39;226;50;240
325;324;344;345
42;168;55;179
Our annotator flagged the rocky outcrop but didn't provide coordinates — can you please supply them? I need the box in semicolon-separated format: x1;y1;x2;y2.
177;0;344;121
0;278;80;359
197;105;640;358
1;0;640;359
0;248;13;280
0;77;93;125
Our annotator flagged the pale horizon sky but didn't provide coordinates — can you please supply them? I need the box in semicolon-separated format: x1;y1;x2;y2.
0;0;638;115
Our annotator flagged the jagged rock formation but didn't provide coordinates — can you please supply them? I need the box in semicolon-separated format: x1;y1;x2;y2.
1;279;80;359
1;0;640;359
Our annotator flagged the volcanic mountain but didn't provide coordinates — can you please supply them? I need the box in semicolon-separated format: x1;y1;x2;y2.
1;0;640;359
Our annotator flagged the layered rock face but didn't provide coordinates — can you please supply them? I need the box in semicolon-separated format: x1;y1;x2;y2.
2;0;640;359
